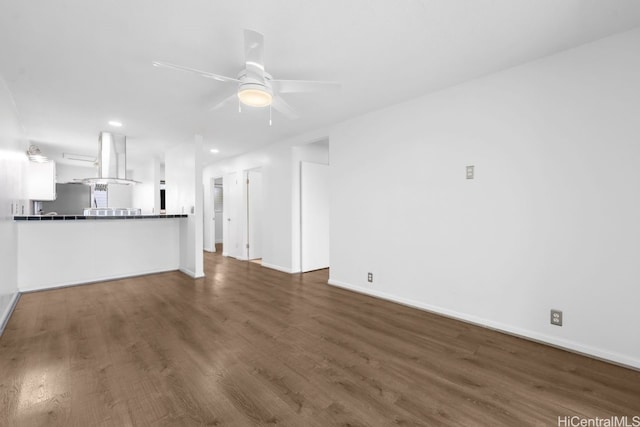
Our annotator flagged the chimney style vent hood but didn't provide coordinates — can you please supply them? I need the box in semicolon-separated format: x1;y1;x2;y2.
81;132;139;185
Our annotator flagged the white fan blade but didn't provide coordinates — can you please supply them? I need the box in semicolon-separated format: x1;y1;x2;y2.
209;92;238;111
152;61;239;83
244;29;265;79
271;96;299;120
272;79;341;93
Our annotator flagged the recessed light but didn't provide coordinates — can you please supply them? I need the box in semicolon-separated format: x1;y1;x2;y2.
108;120;123;127
210;149;219;153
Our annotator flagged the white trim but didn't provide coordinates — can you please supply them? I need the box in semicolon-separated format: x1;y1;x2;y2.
225;253;248;261
179;267;205;278
19;268;180;293
327;279;640;371
262;262;293;274
0;292;20;336
203;245;214;253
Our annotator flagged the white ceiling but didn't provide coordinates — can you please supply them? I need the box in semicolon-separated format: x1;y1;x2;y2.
1;0;640;168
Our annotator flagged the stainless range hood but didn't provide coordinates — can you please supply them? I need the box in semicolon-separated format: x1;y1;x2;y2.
81;132;139;185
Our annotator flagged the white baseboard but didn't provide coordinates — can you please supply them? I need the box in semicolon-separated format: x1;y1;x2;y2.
179;267;205;279
327;279;640;371
19;268;180;293
262;262;293;274
0;292;20;336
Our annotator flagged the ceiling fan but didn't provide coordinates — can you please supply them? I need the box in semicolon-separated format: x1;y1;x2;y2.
153;29;340;124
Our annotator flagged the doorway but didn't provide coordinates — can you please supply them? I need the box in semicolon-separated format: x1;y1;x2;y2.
215;169;263;263
205;176;223;253
212;177;223;252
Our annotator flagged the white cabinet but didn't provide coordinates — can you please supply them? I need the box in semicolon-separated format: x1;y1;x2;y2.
27;161;56;201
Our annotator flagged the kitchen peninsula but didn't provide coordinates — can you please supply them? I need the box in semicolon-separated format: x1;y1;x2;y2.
15;214;188;292
14;214;186;221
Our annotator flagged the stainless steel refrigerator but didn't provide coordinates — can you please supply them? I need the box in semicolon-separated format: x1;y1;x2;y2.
40;183;90;215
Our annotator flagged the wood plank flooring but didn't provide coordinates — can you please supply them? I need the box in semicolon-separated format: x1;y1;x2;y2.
1;250;639;426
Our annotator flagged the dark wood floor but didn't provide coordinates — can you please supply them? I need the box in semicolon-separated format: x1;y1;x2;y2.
1;251;639;426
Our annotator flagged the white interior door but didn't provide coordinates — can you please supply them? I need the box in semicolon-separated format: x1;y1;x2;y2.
205;177;216;252
223;172;240;258
301;162;330;272
247;170;263;260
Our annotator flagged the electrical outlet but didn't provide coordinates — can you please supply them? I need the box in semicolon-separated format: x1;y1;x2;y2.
466;165;474;179
550;309;563;326
367;272;373;283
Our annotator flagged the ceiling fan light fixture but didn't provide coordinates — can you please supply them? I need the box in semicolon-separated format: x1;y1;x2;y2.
153;29;339;119
26;145;49;162
238;88;272;107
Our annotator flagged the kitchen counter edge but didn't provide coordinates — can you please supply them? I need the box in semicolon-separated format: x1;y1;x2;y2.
14;214;188;221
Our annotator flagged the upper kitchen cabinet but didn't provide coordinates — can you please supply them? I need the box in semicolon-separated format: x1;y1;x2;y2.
27;161;56;201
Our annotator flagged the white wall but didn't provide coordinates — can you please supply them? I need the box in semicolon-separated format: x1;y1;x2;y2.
56;163;96;183
0;75;27;330
329;28;640;369
203;129;329;273
17;219;181;291
107;183;132;208
131;158;161;214
165;136;204;278
213;145;291;265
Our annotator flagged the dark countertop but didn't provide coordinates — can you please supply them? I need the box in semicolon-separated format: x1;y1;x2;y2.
14;214;188;221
